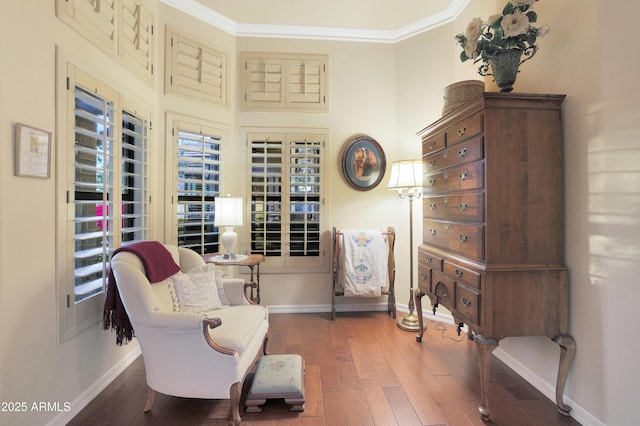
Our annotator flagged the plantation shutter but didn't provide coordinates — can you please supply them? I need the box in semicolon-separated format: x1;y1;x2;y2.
286;59;325;109
175;124;222;254
120;0;154;83
288;137;322;257
244;58;285;109
249;135;284;256
121;107;148;244
247;130;327;271
166;29;228;106
72;84;116;303
242;53;328;112
56;0;118;55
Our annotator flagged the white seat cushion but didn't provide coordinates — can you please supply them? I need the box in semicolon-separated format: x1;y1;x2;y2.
205;304;268;354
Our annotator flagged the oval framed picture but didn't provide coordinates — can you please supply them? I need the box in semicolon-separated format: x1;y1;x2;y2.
341;136;386;191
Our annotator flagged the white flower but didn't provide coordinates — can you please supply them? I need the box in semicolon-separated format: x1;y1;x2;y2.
501;9;530;37
464;40;479;59
537;24;551;37
511;0;536;6
465;17;483;40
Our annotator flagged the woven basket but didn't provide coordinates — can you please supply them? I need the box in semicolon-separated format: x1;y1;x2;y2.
442;80;485;116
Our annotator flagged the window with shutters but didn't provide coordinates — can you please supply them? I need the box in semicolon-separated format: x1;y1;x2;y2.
247;130;327;272
166;117;225;255
119;0;155;84
56;0;156;86
57;62;150;342
165;27;228;106
241;53;328;112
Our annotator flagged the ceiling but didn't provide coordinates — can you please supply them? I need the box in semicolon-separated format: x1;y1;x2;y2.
162;0;470;43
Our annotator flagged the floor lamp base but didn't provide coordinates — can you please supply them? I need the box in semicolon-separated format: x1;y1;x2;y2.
397;312;424;332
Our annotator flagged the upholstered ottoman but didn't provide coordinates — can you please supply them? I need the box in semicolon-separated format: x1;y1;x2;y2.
245;354;305;412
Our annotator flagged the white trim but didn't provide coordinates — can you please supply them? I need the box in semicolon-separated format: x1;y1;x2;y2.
160;0;470;43
47;345;142;426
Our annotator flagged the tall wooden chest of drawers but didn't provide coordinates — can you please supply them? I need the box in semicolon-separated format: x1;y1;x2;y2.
414;93;575;421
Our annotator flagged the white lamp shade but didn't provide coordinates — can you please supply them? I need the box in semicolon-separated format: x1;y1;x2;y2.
386;160;423;190
214;197;244;227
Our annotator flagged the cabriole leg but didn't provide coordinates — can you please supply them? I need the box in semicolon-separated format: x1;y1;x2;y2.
554;334;576;416
229;382;242;425
414;288;425;342
475;335;498;422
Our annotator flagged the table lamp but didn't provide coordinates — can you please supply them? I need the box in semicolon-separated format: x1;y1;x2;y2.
214;196;243;259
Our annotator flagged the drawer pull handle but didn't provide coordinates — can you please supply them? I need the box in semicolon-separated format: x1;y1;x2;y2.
443;172;449;180
429;228;437;236
459;234;468;242
457;127;466;136
429;159;436;166
428;141;436;149
455;269;464;278
458;172;467;181
458;148;467;157
461;297;471;307
429;178;436;185
420;273;427;280
429;203;437;210
458;203;468;211
425;256;432;263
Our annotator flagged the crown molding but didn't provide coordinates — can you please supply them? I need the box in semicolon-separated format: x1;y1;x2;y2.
160;0;469;43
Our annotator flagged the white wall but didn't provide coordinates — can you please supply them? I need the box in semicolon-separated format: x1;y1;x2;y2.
1;1;639;425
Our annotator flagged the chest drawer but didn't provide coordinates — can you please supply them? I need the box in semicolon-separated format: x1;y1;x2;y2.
446;113;483;146
424;162;484;194
422;131;446;156
444;260;482;290
418;245;444;270
432;270;455;310
423;193;484;222
418;263;432;293
456;284;480;325
423;136;483;173
423;220;484;260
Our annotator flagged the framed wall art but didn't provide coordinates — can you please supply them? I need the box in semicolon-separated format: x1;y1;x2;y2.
15;123;51;179
341;135;386;191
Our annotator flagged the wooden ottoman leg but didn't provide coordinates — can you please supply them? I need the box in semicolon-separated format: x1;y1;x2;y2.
245;397;267;413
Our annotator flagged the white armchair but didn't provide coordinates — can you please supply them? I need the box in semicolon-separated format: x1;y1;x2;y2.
109;244;269;425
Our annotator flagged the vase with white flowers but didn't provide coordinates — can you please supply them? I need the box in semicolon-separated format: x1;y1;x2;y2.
455;0;550;92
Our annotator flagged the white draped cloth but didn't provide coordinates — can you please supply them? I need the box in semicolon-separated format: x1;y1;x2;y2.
336;230;389;297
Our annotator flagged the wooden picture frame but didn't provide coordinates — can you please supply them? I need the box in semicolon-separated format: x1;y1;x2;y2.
15;123;51;179
341;135;386;191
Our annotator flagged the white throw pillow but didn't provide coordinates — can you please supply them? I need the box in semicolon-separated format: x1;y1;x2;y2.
168;264;228;313
212;265;230;306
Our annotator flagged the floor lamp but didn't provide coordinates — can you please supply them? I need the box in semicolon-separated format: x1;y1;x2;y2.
387;159;423;332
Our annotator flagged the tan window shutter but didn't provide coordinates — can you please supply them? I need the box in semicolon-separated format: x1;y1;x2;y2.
286;59;325;109
166;29;228;106
120;0;155;83
242;53;328;112
56;0;118;54
244;57;285;109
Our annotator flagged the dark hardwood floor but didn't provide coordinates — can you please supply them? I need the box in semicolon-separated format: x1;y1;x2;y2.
68;312;582;425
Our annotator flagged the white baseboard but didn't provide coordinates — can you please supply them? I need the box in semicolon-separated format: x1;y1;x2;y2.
47;345;142;426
